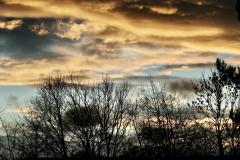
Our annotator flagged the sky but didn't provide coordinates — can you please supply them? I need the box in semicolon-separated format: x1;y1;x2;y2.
0;0;239;117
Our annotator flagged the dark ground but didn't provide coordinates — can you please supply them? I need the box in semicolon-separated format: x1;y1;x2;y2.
20;156;240;160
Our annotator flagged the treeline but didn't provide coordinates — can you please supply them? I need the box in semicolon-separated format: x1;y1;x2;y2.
1;58;240;159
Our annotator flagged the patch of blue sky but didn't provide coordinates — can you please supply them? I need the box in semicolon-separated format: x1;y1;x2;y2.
120;48;141;58
0;86;36;104
218;53;234;59
0;85;37;121
171;68;212;79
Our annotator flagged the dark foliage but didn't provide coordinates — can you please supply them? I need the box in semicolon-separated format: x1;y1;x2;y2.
237;0;240;21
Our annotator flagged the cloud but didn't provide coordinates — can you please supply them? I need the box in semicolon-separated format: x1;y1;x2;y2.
30;22;49;36
134;62;215;77
0;18;122;60
0;0;224;38
168;79;194;92
0;0;238;85
6;95;19;107
159;63;215;71
167;79;195;98
0;29;60;60
150;6;178;15
120;74;195;98
0;18;74;60
0;19;22;30
0;1;50;17
122;75;184;83
54;19;108;40
5;107;31;114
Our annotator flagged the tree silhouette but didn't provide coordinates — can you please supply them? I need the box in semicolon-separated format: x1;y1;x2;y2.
215;58;240;155
2;59;240;159
132;80;196;157
26;76;68;158
192;58;240;156
237;0;240;21
193;68;227;156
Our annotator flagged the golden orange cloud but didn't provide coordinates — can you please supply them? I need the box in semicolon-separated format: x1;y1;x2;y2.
5;107;31;114
0;19;22;30
0;0;238;85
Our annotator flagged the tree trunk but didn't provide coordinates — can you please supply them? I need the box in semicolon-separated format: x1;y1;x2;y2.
217;133;224;156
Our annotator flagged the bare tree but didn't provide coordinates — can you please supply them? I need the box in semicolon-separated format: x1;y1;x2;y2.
0;118;24;160
18;116;43;158
65;76;133;158
192;69;233;156
132;80;194;157
64;81;100;157
94;77;132;157
215;58;240;155
26;76;68;158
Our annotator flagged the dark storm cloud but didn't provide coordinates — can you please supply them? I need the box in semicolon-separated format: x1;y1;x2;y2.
0;17;123;61
121;75;195;97
137;62;215;74
160;63;215;70
113;1;182;23
123;75;183;82
0;30;58;60
0;18;75;60
0;0;237;85
110;0;238;29
168;79;194;93
187;51;217;57
78;37;121;57
133;41;184;50
1;0;237;28
167;79;195;97
6;95;19;107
